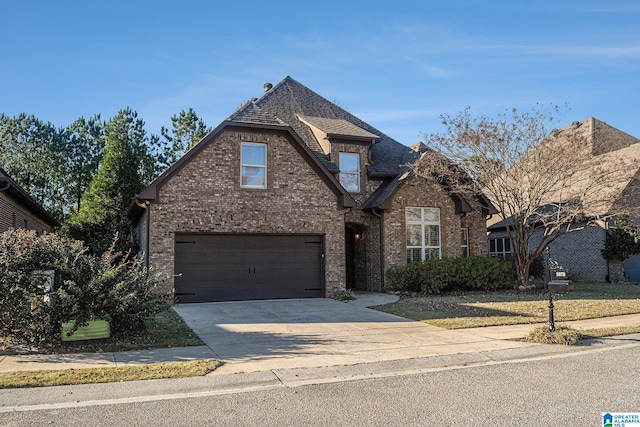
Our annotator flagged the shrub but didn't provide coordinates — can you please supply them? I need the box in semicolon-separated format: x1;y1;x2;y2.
526;325;581;345
385;256;516;293
0;229;169;345
385;262;425;293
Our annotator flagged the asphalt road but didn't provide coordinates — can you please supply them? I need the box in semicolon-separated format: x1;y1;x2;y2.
2;346;639;426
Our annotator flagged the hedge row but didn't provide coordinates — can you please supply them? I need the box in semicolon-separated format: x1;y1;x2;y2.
385;256;516;293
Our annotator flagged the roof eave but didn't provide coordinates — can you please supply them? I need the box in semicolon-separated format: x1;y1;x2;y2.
135;120;355;209
0;177;60;228
327;134;381;144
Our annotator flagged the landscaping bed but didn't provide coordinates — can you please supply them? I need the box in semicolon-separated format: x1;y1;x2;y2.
1;308;204;355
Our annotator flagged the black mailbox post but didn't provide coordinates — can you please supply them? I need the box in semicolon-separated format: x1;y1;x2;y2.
547;278;573;332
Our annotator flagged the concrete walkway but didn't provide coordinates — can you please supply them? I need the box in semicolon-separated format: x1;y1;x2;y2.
1;292;639;375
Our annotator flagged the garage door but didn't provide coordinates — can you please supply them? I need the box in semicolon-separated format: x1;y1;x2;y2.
174;234;324;303
624;254;640;282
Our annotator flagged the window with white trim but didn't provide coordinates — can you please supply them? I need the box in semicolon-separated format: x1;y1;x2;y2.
406;207;441;263
240;142;267;189
488;237;511;259
339;152;360;192
461;228;469;257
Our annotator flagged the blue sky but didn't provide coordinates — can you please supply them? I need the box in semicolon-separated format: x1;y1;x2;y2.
2;1;639;146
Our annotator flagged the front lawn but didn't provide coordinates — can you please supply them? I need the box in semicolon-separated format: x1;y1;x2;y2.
1;308;204;355
373;282;640;329
0;359;221;389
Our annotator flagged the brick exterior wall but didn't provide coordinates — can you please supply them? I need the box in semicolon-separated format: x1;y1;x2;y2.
489;222;612;282
542;224;608;282
590;118;640;156
0;191;53;234
141;129;490;299
330;141;373;206
383;173;488;274
146;128;347;298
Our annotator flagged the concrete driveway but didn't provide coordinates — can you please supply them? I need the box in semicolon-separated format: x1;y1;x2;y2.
173;293;537;373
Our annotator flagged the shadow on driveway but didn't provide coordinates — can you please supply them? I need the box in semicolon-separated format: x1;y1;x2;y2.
172;298;534;372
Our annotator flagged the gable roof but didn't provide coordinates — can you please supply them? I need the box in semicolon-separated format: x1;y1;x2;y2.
134;120;356;209
0;168;60;228
297;115;381;143
489;118;640;230
135;76;493;215
229;76;412;178
538;118;640;216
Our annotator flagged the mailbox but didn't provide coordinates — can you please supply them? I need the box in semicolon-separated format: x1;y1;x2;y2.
546;275;574;332
547;280;574;294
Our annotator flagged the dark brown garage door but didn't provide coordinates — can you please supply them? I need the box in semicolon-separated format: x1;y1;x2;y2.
174;234;324;303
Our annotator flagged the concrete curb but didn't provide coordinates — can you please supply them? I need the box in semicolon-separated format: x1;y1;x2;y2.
1;334;639;413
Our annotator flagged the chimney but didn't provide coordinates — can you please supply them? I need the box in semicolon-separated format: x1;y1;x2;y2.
264;82;273;92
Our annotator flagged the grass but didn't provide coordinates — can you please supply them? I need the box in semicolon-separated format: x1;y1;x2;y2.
0;359;222;389
373;282;640;330
526;325;582;345
1;308;205;355
0;309;215;388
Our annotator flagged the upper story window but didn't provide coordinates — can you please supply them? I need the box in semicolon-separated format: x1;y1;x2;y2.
406;207;441;263
241;142;267;189
339;152;360;192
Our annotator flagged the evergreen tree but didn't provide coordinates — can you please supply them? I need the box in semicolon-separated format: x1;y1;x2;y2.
601;215;640;261
158;108;211;168
58;115;105;214
0;113;66;219
66;108;153;254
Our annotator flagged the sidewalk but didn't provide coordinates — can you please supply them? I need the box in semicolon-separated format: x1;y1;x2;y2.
457;313;640;340
1;302;640;374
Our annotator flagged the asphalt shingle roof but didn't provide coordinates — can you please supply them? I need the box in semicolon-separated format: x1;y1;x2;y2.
227;101;287;126
298;115;381;142
230;76;413;178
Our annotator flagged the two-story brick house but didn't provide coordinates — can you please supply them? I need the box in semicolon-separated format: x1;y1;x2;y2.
130;77;493;303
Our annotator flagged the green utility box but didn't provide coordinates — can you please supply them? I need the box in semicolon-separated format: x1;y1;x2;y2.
61;320;110;342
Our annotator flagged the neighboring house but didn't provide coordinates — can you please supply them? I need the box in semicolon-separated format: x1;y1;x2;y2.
487;118;640;283
129;76;493;303
0;168;59;234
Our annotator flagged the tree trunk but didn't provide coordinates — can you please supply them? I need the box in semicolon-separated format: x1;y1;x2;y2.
515;258;531;289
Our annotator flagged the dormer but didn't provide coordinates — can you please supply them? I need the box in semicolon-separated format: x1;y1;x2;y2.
297;115;381;155
298;116;381;194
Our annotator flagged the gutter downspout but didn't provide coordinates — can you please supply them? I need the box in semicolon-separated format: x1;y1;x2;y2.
134;198;150;268
371;208;385;291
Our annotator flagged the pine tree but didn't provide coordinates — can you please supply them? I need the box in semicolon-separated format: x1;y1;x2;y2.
67;108;153;254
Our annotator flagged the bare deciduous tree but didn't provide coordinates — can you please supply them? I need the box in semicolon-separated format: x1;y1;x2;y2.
416;105;640;288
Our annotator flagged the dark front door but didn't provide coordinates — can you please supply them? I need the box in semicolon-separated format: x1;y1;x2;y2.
345;227;356;289
174;234;324;303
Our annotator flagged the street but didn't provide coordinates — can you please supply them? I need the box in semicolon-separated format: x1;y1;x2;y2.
2;345;639;426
